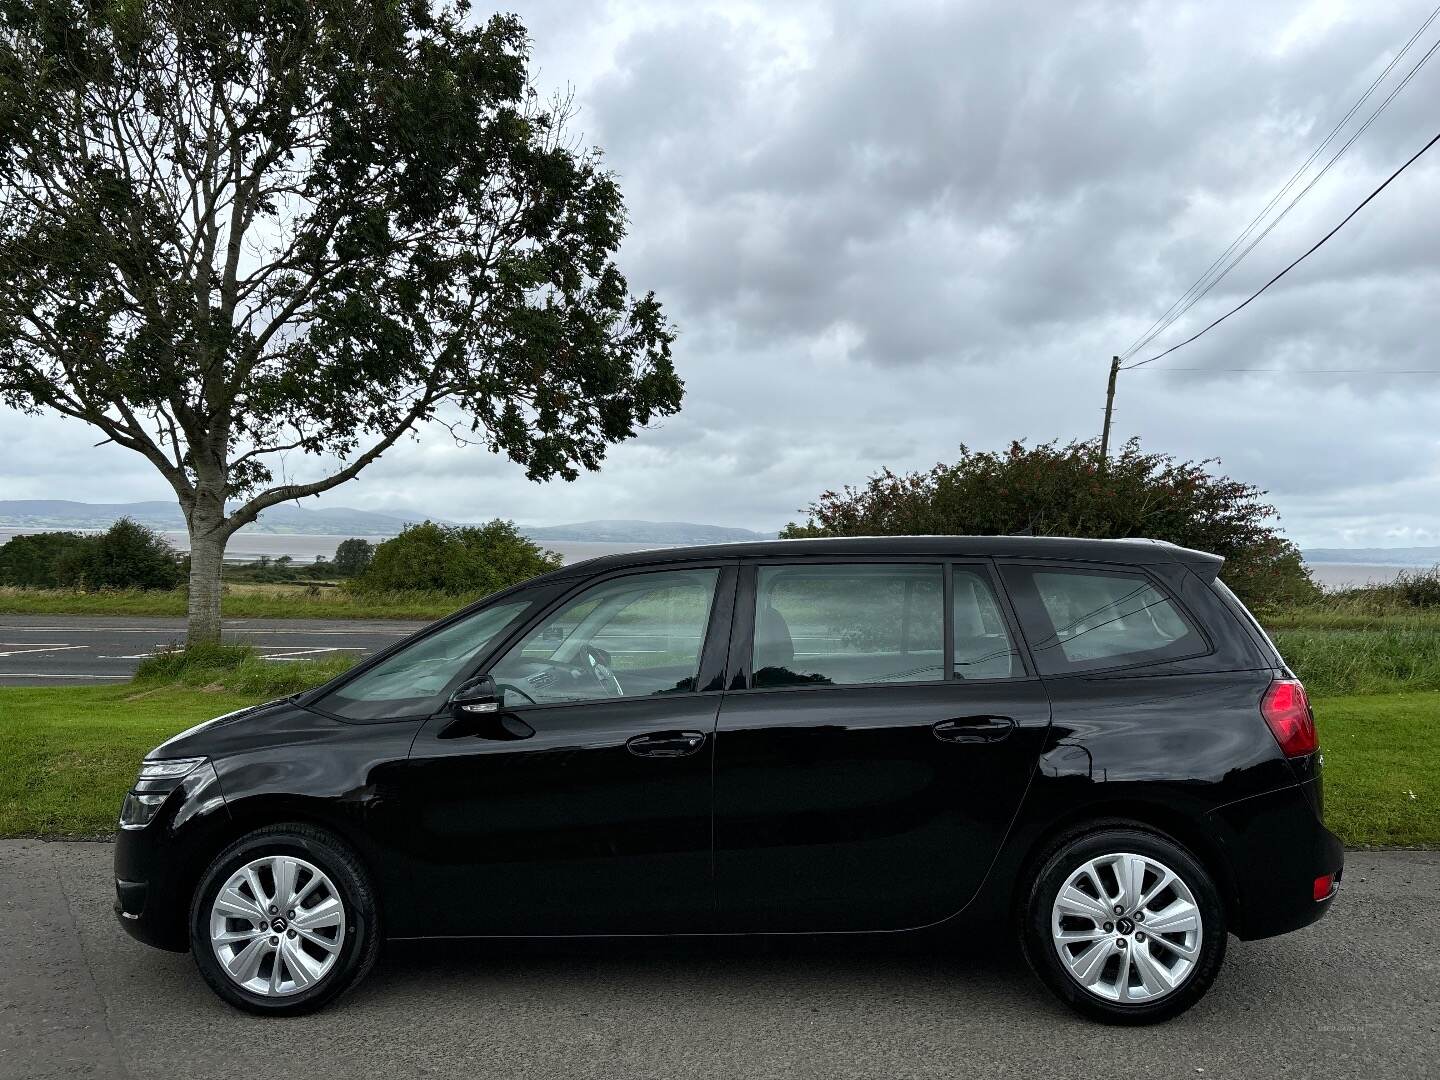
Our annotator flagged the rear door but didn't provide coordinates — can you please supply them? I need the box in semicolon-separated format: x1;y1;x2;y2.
711;558;1052;932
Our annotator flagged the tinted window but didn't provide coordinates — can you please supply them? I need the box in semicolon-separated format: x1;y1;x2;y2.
952;568;1022;679
1005;565;1205;674
319;595;538;721
752;564;943;687
489;568;720;707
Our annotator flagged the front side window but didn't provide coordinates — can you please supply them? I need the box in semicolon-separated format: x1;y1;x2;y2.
489;568;720;707
1007;565;1205;674
752;563;944;688
318;594;539;721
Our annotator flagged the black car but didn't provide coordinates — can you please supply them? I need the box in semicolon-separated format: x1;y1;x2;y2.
114;536;1341;1023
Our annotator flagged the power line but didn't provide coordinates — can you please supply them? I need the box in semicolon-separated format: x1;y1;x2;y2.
1123;127;1440;370
1133;368;1440;375
1119;6;1440;362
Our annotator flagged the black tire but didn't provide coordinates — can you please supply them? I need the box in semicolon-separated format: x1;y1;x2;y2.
189;823;380;1016
1020;824;1227;1025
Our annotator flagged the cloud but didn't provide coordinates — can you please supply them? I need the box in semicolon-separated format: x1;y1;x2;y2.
1;0;1437;547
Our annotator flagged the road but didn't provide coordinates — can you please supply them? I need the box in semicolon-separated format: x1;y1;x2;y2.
2;843;1436;1080
0;615;427;686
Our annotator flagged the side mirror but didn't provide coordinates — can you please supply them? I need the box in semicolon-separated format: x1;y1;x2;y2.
450;675;501;716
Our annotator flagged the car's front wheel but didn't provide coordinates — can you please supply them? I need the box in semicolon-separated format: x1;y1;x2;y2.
1020;825;1227;1024
189;823;379;1015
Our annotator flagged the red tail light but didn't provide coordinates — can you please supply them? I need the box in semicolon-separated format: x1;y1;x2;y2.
1261;679;1318;757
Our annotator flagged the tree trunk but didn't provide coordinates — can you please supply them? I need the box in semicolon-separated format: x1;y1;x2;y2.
186;515;228;647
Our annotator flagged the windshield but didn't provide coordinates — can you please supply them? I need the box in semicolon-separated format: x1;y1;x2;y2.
315;592;544;721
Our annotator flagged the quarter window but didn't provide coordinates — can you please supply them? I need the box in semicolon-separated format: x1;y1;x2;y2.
952;568;1022;679
1007;566;1205;674
751;564;944;687
489;568;720;707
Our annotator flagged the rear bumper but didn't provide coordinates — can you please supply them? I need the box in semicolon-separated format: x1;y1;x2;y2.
1207;777;1344;940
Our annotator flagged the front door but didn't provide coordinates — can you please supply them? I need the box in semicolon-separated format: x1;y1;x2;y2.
713;559;1051;932
401;563;735;935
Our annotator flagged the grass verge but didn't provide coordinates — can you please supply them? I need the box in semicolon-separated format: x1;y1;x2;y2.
0;678;1435;844
0;584;460;620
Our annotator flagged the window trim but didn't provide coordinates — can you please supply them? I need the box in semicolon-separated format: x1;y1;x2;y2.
996;558;1213;678
726;556;1032;695
477;561;738;712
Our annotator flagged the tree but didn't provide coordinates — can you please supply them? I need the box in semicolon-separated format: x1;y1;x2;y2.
352;519;560;595
332;538;374;578
782;439;1319;609
0;2;680;643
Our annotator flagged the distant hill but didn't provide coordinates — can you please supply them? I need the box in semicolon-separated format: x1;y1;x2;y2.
520;519;776;544
0;499;419;536
0;501;777;545
1303;547;1440;568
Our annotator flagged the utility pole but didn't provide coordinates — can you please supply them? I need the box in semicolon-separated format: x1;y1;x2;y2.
1099;354;1120;461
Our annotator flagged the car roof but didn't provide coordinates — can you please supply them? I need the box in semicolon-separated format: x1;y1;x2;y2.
542;535;1224;581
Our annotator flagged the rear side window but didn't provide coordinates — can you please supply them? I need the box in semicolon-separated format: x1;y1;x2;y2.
752;563;944;687
1001;564;1207;675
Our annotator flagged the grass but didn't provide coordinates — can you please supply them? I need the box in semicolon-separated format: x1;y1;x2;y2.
1271;628;1440;697
1315;692;1440;848
133;643;356;696
0;583;459;620
1;667;1435;844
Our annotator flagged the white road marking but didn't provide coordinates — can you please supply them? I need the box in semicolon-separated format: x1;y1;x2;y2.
0;672;130;679
0;644;88;658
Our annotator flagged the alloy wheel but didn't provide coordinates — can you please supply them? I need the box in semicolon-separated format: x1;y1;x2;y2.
1049;851;1203;1004
208;855;347;997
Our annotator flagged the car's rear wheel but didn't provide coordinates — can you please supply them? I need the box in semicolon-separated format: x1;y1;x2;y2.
1020;825;1227;1024
189;824;379;1015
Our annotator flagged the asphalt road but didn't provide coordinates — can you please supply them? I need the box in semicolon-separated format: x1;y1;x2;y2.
3;842;1436;1080
0;615;427;686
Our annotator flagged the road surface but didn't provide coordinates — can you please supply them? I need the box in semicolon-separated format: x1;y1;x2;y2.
2;843;1436;1080
0;615;426;686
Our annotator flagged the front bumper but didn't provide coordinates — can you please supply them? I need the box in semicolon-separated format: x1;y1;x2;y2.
1207;777;1344;940
112;782;232;953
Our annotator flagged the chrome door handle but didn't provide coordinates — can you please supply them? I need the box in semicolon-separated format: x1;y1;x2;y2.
626;731;707;758
932;716;1015;744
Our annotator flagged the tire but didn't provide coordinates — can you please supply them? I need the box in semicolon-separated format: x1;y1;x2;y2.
1020;824;1227;1025
189;823;380;1016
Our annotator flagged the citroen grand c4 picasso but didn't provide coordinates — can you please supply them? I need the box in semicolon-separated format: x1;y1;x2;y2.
114;536;1341;1023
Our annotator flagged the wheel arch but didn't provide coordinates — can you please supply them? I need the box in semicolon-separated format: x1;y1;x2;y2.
1005;799;1241;933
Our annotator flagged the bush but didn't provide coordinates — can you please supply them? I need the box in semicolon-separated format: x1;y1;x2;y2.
84;518;183;590
0;531;96;587
351;519;562;596
781;438;1319;610
0;518;181;590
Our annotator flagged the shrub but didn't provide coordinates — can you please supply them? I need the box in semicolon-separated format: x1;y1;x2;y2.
351;519;562;596
0;531;96;587
781;438;1319;610
84;518;183;590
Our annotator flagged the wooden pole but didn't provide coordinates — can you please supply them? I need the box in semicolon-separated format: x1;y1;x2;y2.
1099;354;1120;461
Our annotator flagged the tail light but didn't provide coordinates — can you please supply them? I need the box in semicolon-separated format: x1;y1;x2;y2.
1261;679;1318;757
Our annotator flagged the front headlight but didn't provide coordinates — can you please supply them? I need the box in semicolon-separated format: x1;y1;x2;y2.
119;757;212;830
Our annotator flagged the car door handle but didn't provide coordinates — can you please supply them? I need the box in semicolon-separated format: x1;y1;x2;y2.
626;731;707;759
932;716;1015;744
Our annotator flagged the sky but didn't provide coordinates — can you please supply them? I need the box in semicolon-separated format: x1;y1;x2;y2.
3;0;1439;547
